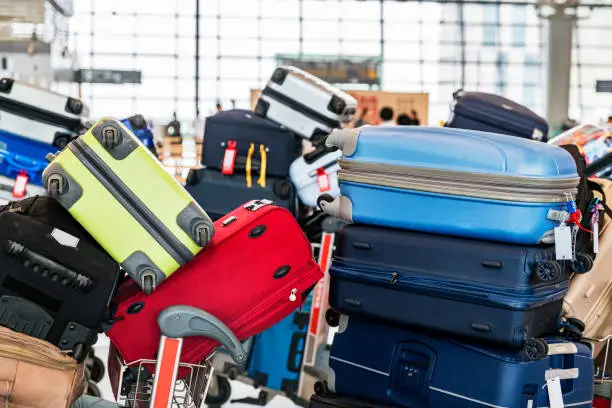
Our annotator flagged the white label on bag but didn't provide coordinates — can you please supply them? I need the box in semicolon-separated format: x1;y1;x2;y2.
593;219;599;254
51;228;79;248
533;128;544;141
554;224;573;260
546;377;564;408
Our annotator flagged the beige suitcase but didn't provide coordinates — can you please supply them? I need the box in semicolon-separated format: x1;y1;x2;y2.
563;178;612;358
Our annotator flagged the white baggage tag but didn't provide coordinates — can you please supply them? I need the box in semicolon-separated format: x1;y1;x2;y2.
554;223;573;260
546;377;564;408
592;206;600;254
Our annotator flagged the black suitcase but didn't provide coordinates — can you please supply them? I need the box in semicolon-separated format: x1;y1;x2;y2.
445;90;549;140
185;167;299;221
202;109;301;177
0;197;121;361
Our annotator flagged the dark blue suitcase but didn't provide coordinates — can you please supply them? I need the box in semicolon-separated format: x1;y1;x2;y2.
185;167;299;221
326;316;593;408
247;300;311;397
327;224;573;356
202;109;300;177
0;130;51;186
445;90;549;140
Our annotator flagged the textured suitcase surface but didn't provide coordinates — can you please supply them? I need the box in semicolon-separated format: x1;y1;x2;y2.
290;146;341;208
0;197;121;361
202;109;300;177
322;126;579;245
328;316;594;408
0;77;87;147
107;201;323;374
247;298;311;397
256;66;357;143
446;90;549;140
564;180;612;357
185;167;299;221
42;118;213;293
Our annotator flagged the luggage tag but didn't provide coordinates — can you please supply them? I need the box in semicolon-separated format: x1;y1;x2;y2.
12;170;28;199
545;376;564;408
316;168;331;192
554;196;578;261
592;203;601;254
221;140;237;175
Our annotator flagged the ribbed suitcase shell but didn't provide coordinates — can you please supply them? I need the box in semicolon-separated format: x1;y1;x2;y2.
322;126;578;244
42;118;213;293
328;316;593;408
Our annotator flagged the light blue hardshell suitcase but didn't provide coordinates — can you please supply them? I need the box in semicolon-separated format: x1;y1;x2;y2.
320;126;579;245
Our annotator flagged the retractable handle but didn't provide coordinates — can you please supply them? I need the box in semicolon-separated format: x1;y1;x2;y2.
157;305;246;364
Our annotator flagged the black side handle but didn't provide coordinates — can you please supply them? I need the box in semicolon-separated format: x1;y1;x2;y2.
303;144;339;165
481;260;502;269
287;332;307;373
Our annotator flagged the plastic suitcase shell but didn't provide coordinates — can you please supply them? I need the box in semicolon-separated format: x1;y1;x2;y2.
445;90;549;141
42;118;213;294
202;109;300;177
290;146;341;208
121;115;155;148
0;129;58;166
327;316;594;408
0;148;47;187
255;66;357;143
185;167;299;221
0;77;87;147
106;201;323;382
564;179;612;357
0;197;121;361
321;126;579;245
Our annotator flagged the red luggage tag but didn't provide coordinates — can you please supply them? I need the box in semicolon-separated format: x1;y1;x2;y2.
12;171;28;198
222;140;237;175
316;168;331;192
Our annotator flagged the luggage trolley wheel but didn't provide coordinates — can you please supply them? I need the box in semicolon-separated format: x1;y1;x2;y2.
534;260;562;283
314;381;330;396
520;338;549;361
325;309;341;327
317;194;335;211
571;253;594;274
87;356;105;383
205;374;232;406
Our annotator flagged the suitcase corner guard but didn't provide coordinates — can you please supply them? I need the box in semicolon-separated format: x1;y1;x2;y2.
90;118;140;161
177;201;214;248
42;162;83;210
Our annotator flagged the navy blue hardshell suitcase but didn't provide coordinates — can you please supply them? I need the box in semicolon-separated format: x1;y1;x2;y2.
247;301;311;397
202;109;300;177
326;316;593;408
185;167;299;221
327;224;572;356
445;90;549;141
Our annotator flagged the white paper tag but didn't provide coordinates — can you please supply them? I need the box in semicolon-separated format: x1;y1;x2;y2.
546;377;564;408
593;221;599;254
554;224;573;260
51;228;80;248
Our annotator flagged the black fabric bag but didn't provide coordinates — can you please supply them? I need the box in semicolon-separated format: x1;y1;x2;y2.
202;109;301;177
0;196;121;361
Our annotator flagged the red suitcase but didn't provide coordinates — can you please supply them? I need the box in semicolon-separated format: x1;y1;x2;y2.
107;200;323;377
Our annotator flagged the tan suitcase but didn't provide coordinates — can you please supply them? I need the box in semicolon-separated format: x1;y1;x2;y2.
0;327;85;408
563;178;612;357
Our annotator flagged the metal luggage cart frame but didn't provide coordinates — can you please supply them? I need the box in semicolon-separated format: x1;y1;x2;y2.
594;335;612;384
115;305;246;408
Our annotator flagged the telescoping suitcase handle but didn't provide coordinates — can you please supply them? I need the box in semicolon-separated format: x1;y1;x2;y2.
157;305;246;364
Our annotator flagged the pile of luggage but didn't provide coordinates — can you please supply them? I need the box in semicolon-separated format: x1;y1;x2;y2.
0;116;323;408
307;125;608;408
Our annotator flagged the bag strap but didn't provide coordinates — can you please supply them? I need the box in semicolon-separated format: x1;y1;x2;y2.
587;179;612;219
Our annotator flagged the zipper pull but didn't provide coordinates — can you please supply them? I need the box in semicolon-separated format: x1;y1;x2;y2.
289;288;298;302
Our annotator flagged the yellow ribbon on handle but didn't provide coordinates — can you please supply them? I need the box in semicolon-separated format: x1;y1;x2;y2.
258;145;267;187
246;143;254;187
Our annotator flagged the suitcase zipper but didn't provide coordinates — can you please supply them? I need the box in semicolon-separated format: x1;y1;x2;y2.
262;87;341;130
69;139;193;265
339;160;578;203
0;95;81;130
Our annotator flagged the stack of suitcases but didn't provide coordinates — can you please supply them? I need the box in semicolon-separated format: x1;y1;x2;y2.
311;125;599;408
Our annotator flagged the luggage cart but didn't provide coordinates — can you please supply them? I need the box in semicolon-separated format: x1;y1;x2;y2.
112;305;246;408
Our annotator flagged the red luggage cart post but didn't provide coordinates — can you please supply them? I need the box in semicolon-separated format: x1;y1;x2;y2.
120;305;246;408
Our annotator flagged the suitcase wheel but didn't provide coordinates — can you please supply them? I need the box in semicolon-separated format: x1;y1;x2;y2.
66;98;84;115
254;99;269;116
317;194;335;211
52;134;70;149
86;381;102;398
100;124;122;149
534;260;562;283
571;253;594;274
563;325;583;342
47;174;66;197
273;179;292;200
191;222;211;247
565;317;586;333
314;381;330;396
71;342;86;362
141;273;155;295
86;356;105;383
311;130;328;147
325;309;341;328
521;338;548;361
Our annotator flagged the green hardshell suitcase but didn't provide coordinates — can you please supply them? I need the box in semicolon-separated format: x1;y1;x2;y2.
42;117;213;294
